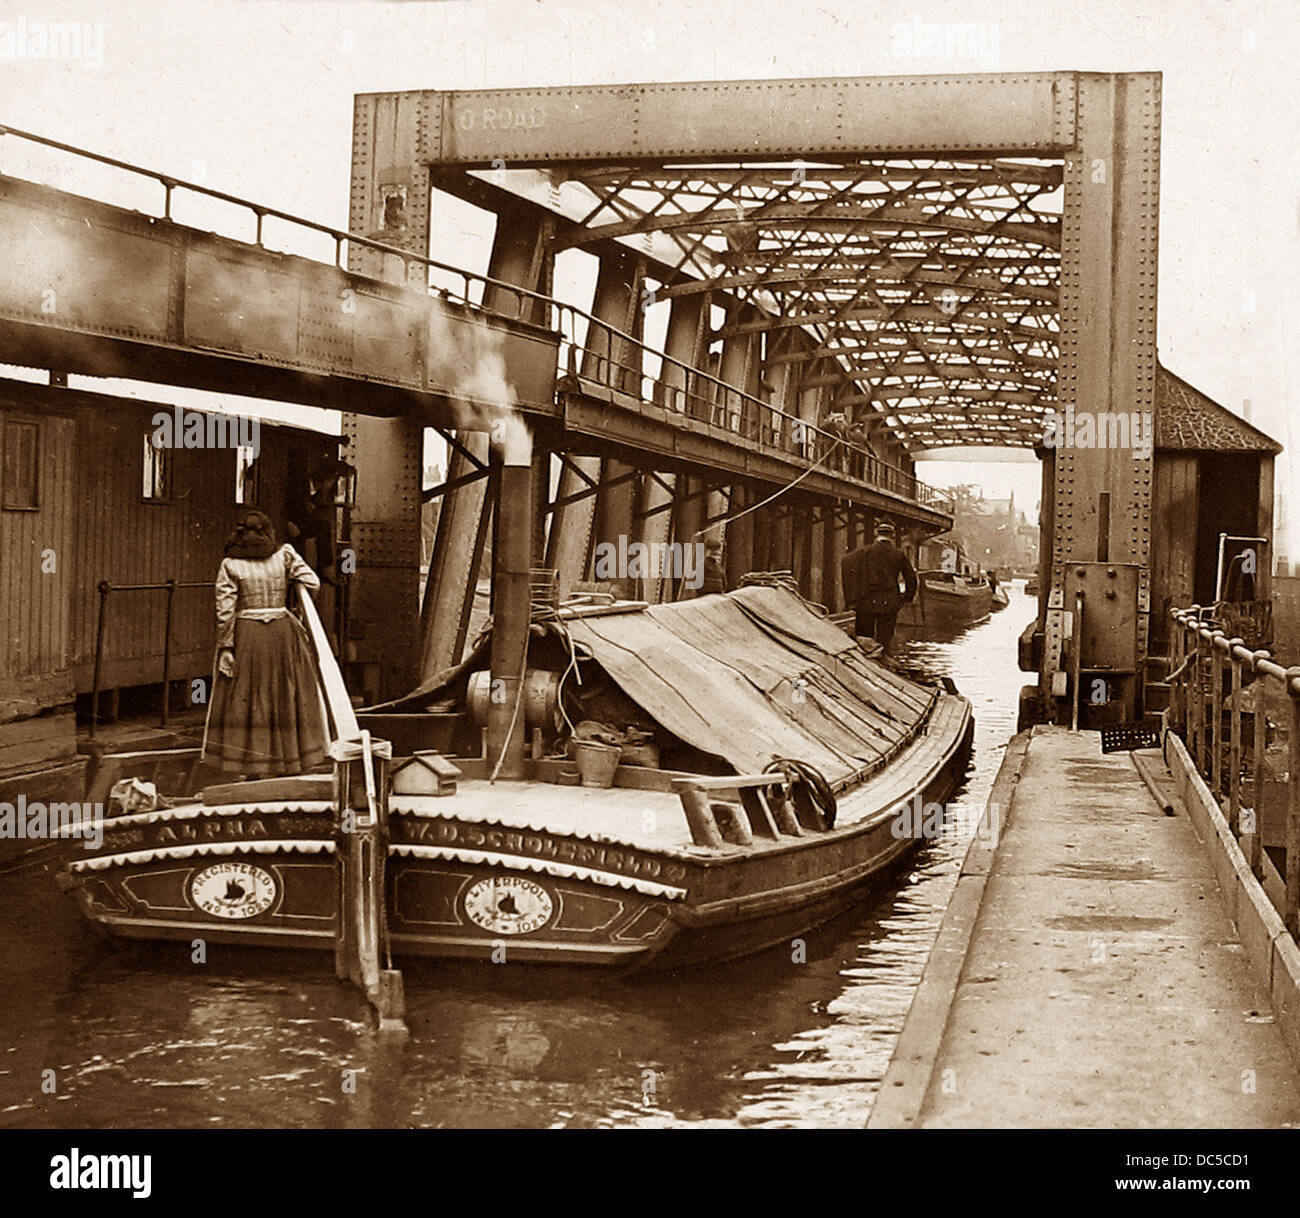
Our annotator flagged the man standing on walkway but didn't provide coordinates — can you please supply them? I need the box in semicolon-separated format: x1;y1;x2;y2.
841;519;918;653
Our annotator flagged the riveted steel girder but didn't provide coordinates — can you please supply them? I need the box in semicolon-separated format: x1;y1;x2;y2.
413;74;1077;164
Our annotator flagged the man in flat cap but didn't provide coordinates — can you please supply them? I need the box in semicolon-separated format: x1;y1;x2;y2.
840;519;917;654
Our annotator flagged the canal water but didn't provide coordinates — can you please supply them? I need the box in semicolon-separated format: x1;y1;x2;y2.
0;588;1032;1129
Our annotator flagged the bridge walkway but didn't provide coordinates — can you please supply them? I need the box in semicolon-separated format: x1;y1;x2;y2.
871;726;1300;1128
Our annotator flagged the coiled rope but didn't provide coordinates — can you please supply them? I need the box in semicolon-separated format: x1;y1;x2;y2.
764;757;838;830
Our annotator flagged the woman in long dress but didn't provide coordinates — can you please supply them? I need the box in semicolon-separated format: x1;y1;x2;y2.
202;510;329;777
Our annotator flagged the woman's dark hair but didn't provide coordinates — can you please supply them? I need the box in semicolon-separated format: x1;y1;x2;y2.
224;509;277;559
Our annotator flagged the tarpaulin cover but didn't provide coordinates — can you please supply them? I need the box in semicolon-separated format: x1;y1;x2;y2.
561;586;934;784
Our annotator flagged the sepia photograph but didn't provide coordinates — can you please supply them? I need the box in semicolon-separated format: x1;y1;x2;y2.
0;0;1297;1194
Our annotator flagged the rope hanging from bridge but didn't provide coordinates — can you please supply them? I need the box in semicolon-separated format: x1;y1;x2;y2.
694;442;843;539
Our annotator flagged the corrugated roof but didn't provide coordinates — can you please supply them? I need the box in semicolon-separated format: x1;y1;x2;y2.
562;586;935;784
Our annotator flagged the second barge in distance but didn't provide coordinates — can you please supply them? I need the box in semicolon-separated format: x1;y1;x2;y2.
898;571;996;629
56;585;973;971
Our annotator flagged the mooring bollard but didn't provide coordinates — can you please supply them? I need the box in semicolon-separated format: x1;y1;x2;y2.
332;732;406;1033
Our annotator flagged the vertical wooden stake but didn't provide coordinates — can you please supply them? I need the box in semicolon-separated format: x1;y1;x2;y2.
1286;670;1300;937
1211;637;1223;799
1070;590;1083;732
1191;630;1204;773
1249;651;1270;880
1170;618;1184;734
334;736;405;1032
1228;640;1243;834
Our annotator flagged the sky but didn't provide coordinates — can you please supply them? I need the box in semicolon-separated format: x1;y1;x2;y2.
1;0;1296;550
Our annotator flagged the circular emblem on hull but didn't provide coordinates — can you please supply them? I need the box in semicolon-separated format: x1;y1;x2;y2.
190;862;278;920
463;876;554;935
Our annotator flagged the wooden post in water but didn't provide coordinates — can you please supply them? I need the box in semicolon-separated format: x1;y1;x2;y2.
333;732;406;1032
299;586;406;1032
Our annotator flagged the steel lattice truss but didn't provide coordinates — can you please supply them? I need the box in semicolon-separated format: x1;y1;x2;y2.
557;158;1062;451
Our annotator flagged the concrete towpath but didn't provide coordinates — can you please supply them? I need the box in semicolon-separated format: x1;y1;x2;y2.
870;726;1300;1128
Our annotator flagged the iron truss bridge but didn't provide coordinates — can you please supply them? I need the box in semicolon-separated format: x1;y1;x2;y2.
0;122;954;524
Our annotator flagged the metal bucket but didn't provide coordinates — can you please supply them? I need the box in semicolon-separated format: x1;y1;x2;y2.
571;739;621;788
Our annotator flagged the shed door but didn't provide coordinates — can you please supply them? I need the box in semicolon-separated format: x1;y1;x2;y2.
0;408;76;718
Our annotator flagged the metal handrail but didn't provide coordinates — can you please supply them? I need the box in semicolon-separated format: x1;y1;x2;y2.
1168;604;1300;934
0;123;952;515
90;579;214;738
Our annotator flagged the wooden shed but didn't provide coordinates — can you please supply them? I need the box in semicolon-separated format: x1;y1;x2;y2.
0;378;340;784
1150;364;1281;654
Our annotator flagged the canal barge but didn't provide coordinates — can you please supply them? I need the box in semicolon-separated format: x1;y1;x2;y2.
898;570;995;629
56;585;972;971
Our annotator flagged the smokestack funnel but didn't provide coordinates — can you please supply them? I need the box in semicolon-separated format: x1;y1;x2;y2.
486;419;533;779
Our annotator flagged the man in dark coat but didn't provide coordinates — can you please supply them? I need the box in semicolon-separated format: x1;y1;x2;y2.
286;456;351;580
840;519;918;653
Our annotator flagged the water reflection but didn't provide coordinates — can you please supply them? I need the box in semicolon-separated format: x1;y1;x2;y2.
0;590;1035;1128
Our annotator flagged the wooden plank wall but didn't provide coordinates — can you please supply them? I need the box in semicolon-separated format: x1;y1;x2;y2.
0;382;335;710
68;400;299;691
71;403;235;690
1150;453;1199;653
0;404;75;721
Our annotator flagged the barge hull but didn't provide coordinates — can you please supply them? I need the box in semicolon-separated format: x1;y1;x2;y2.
59;697;971;971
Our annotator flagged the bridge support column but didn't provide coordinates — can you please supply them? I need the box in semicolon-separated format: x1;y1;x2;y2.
639;297;710;601
673;477;709;598
794;503;813;599
809;507;826;607
344;94;436;697
1043;72;1160;727
823;508;844;612
716;307;761;586
483;199;554;326
419;434;490;677
769;504;793;574
659;296;707;415
724;486;755;589
579;251;645;597
708;488;729;589
342;414;424;700
718;308;759;435
546;453;600;598
636;472;676;603
418;205;554;677
594;460;638;598
751;503;773;574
